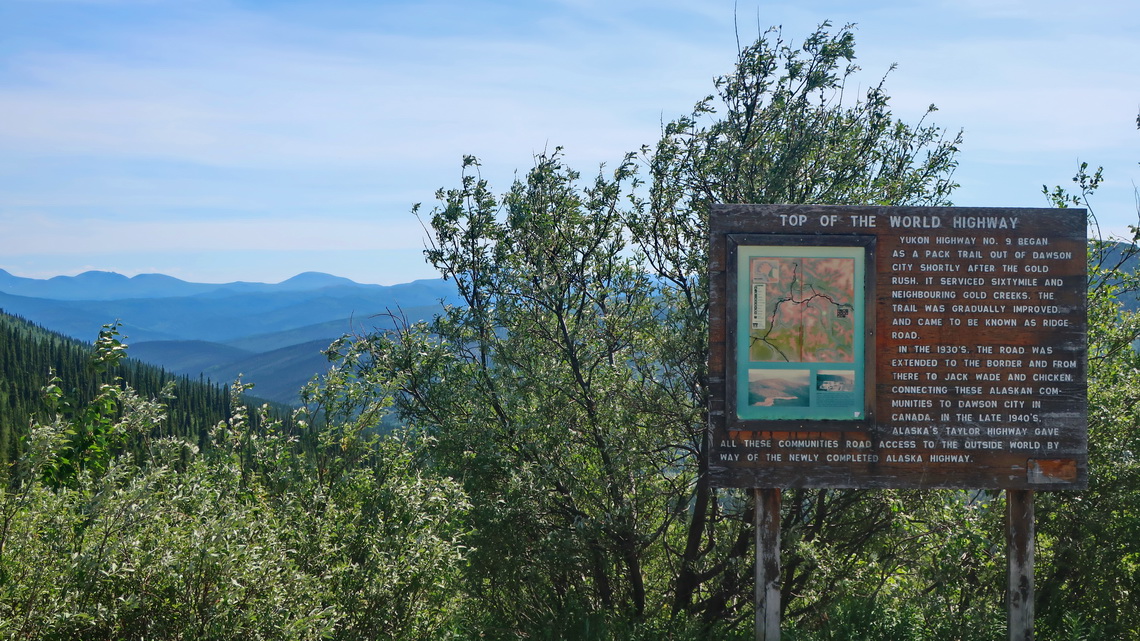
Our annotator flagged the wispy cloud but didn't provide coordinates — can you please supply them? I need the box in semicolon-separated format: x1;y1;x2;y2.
0;2;725;167
0;211;428;255
0;0;1136;283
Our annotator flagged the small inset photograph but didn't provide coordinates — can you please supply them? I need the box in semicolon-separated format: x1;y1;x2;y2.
816;370;855;393
750;259;780;283
748;369;810;407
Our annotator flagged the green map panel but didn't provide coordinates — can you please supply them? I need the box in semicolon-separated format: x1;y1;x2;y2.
736;245;865;421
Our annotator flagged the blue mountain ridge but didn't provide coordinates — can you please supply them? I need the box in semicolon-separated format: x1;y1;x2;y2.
0;269;417;301
0;271;460;405
0;275;458;343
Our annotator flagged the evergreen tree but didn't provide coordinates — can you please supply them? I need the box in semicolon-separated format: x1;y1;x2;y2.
0;312;292;468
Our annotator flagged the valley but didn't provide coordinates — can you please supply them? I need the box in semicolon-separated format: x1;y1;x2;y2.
0;269;459;404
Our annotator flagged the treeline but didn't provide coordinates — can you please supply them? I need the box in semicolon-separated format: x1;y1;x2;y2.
0;310;291;467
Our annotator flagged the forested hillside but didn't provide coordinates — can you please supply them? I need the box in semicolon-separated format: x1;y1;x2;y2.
0;310;290;466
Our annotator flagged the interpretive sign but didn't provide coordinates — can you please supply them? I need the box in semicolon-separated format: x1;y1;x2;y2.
709;204;1088;490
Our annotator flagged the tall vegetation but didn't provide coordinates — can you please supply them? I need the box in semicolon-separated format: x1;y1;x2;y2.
1033;153;1140;638
332;21;989;639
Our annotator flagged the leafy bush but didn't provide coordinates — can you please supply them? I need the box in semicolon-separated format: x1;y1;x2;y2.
0;326;470;640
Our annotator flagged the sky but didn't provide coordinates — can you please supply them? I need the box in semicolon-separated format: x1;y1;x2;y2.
1;0;1137;286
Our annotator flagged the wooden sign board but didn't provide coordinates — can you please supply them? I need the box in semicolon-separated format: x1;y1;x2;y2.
709;204;1087;490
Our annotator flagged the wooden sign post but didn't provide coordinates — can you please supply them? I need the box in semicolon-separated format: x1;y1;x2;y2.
708;205;1088;640
1007;489;1035;641
754;488;781;641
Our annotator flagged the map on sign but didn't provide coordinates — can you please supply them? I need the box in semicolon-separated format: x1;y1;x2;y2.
748;256;856;363
736;245;865;421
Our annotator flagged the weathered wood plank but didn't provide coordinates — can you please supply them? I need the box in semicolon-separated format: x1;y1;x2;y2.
754;488;782;641
1007;489;1035;641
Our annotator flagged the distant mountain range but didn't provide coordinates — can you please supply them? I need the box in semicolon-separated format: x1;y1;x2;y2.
0;270;459;405
0;269;365;301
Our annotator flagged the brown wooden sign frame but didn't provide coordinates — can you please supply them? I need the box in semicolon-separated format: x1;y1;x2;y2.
709;204;1088;490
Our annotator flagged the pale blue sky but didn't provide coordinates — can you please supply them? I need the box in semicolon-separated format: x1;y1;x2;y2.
1;0;1137;285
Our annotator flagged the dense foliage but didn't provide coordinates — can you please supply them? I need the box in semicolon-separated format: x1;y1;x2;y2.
1033;163;1140;639
1;22;1137;640
0;324;469;639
